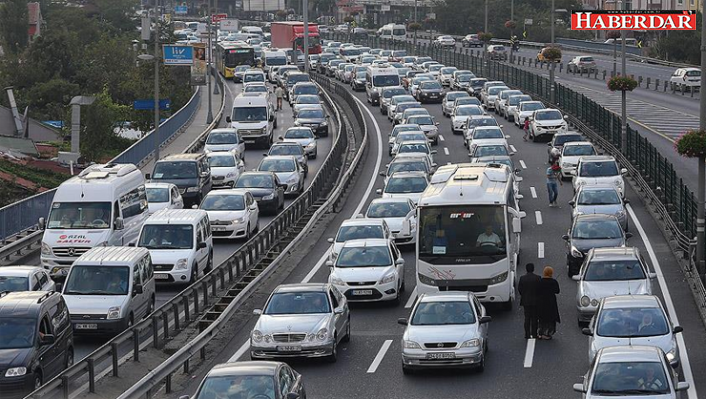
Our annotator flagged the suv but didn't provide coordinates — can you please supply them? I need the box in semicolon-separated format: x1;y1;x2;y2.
148;153;212;207
567;56;597;73
0;291;74;398
462;34;483;47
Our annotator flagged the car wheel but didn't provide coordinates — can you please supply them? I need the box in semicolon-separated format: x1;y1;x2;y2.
246;223;251;239
327;336;338;363
190;263;198;283
501;299;513;311
578;319;588;328
477;354;486;373
205;251;213;273
312;150;317;159
65;347;74;368
343;317;351;343
34;372;43;390
145;295;155;318
402;364;414;375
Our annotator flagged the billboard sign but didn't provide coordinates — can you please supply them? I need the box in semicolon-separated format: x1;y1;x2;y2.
133;99;171;110
212;13;228;23
175;5;188;14
571;10;696;30
191;43;207;86
220;18;239;31
163;45;193;65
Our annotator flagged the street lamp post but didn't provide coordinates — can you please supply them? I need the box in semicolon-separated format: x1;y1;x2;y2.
206;9;214;124
698;0;706;283
484;0;488;34
620;0;627;153
549;0;556;104
303;0;309;73
413;0;418;52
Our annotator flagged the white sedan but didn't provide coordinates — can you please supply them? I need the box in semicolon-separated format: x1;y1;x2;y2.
365;198;417;246
434;35;456;47
376;171;429;205
145;182;184;214
528;109;568;141
200;189;259;239
0;266;55;292
207;152;245;189
281;127;318;159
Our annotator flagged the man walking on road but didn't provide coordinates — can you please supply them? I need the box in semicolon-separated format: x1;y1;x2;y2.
546;162;562;207
518;263;541;339
275;86;284;111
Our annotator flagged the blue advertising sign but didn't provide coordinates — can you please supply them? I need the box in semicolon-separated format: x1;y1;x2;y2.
162;45;193;65
133;99;171;110
175;5;188;14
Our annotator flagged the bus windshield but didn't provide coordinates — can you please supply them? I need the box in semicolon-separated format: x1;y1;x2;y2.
418;205;507;263
47;202;112;230
265;56;287;66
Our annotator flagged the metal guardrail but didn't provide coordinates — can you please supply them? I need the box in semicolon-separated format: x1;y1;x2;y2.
116;74;369;399
24;71;355;399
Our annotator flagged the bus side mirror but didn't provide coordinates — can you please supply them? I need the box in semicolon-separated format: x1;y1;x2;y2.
226;116;231;123
512;217;521;233
114;218;124;230
38;217;46;230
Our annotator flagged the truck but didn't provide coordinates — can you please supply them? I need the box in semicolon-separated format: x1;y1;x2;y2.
270;22;322;54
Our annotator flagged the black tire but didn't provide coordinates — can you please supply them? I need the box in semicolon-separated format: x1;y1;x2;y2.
65;347;74;368
501;299;513;311
34;372;43;390
246;223;251;239
477;355;486;373
145;295;155;318
402;365;414;375
342;317;351;343
190;263;198;283
205;251;213;273
327;336;338;363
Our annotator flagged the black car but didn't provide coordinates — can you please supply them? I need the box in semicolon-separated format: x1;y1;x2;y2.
284;72;311;100
0;291;74;399
462;34;483;48
188;361;306;399
294;107;330;137
469;78;489;98
234;172;285;214
415;81;444;104
148;153;212;207
562;214;631;277
317;53;337;74
547;132;584;163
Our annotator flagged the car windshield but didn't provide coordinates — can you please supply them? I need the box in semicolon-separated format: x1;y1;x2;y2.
389;161;427;175
473;128;504;139
590;361;669;395
244;85;267;93
200;195;245;211
146;187;169;203
521;102;545;111
373;75;401;86
392;126;421;136
457;74;473;82
392;96;416;105
235;66;250;72
573;219;623;239
399;143;430;154
269;145;303;156
687;70;701;77
285;129;314;139
393;29;406;35
482;157;512;168
287;74;310;84
409;116;434;125
336;246;392;267
585;260;646;281
501;91;522;99
429;65;443;72
446;92;469;102
456;107;483;116
0;318;36;349
580;161;619;177
153;161;198;179
233;107;267;122
412;77;432;85
0;276;28;292
420;82;442;90
195;375;276;399
294;85;317;95
367;201;411;218
536;110;563;120
244;73;264;83
296;95;320;104
64;265;130;295
298;109;325;119
386;176;428;193
564;145;596;156
488;87;508;95
578;189;621;205
383;88;408;98
259;159;296;172
474;145;509;157
456;98;481;106
554;134;583;146
508;95;532;106
208;155;236;167
138;224;193;249
341;48;361;55
412;301;476;325
440;67;457;74
336;225;384;242
471;79;488;88
207;132;239;144
596;307;670;338
47;202;112;230
397;133;426;142
265;291;331;315
236;174;274;189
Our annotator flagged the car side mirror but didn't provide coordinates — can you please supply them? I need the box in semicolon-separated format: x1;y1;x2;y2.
334;308;344;315
379;171;386;177
325;260;334;269
547;142;552;147
562;234;570;241
253;309;262;315
563;115;569;120
40;334;56;345
114;217;124;230
397;317;408;325
133;284;144;295
581;327;592;336
479;315;492;324
625;232;633;239
128;242;136;247
623;198;629;204
327;237;334;244
145;173;151;180
676;382;690;392
395;258;405;266
198;241;208;249
226;116;231;123
201;171;209;178
568;200;576;206
38;217;46;230
648;272;657;279
571;275;580;281
572;383;586;393
620;168;627;175
512;217;521;233
673;325;684;334
192;204;199;209
431;150;437;154
376;188;382;194
435;122;439;126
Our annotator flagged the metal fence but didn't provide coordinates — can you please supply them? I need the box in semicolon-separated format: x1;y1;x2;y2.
325;32;698;257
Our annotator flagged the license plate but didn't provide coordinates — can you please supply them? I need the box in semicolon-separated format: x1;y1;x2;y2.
212;226;226;231
277;346;302;352
75;323;98;330
426;352;456;359
352;289;373;296
155;273;169;280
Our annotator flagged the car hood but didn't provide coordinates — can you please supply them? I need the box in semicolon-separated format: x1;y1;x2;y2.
271;170;298;182
560;155;583;165
404;324;479;344
145;249;194;265
581;280;650;300
421;89;442;94
379;216;405;232
210;166;239;178
417;125;437;132
240;187;275;198
332;265;394;282
232;121;268;130
593;334;674;357
255;314;330;334
452;116;471;124
63;294;127;314
534;119;564;126
43;229;112;248
383;192;422;204
205;209;247;222
204;144;238;153
576;177;623;186
148;202;171;215
572;238;625;252
284;138;315;147
0;348;32;370
296;118;325;125
469;138;507;147
575;204;623;216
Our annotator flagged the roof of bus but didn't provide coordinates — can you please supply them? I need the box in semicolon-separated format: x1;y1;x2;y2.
420;163;513;207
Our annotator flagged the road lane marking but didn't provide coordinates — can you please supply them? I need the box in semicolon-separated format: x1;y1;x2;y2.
523;339;536;368
439;134;445;142
535;211;543;225
443;147;449;155
530;187;537;198
519;160;527;169
228;92;385;362
626;204;698;399
538;242;545;259
405;286;418;308
510;144;517;153
367;340;393;373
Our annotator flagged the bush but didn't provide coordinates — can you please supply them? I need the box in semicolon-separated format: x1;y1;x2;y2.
478;32;493;42
606;30;621;40
676;129;706;158
408;22;422;31
343;16;354;23
607;75;638;92
541;47;562;62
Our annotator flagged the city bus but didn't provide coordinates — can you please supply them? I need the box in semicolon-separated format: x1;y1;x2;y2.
215;42;256;79
415;163;525;310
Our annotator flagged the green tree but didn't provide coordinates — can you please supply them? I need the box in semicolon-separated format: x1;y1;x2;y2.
80;88;130;161
0;0;29;54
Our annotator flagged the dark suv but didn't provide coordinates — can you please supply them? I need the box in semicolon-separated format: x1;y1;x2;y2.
0;291;74;399
148;153;212;207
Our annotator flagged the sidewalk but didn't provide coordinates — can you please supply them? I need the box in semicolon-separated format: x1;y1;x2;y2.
141;85;224;174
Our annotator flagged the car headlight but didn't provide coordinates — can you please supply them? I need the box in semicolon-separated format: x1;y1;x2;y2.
262;193;275;200
536;126;544;131
226;173;235;179
233;218;245;224
320;120;328;126
461;339;480;348
614;179;623;186
175;258;189;270
616;210;626;218
580;296;591;307
294;120;302;126
286;175;299;184
306;142;316;148
571;246;584;258
489;271;508;285
41;242;52;256
252;329;263;343
316;328;328;341
263;334;273;343
5;367;27;377
578;180;587;186
187;186;200;193
403;340;421;349
107;306;121;320
666;345;678;362
380;272;397;285
329;274;345;286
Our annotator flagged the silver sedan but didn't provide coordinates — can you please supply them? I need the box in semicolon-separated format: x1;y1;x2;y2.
570;185;628;230
398;291;491;374
250;283;350;362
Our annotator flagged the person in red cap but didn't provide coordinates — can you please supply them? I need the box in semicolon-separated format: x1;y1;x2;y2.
546;162;563;207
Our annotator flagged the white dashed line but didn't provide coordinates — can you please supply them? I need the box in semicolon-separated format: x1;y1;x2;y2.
535;211;543;225
230;341;251;362
519;160;527;169
510;144;517;153
538;242;545;259
405;286;418;308
367;340;393;373
439;135;445;142
530;187;537;198
524;338;536;368
443;147;449;155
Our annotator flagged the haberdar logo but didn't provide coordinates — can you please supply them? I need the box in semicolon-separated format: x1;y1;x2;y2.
571;10;696;31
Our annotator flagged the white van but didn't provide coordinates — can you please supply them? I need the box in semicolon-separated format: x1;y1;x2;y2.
62;246;156;336
264;50;287;82
378;23;406;41
40;163;149;278
226;93;277;148
366;66;401;105
241;26;264;37
136;209;214;284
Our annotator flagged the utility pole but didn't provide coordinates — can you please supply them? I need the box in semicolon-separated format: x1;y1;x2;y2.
549;0;556;104
153;5;161;162
206;2;214;124
413;0;418;52
698;0;706;284
620;0;627;153
303;0;309;73
484;0;488;34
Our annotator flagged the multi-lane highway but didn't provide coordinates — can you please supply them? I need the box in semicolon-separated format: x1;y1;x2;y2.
162;71;706;399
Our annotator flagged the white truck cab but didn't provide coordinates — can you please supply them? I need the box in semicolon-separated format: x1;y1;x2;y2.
226;93;277;148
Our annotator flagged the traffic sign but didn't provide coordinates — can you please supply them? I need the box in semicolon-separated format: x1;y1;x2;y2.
163;45;193;65
212;13;227;23
329;17;335;24
175;5;188;14
133;99;171;110
524;18;533;25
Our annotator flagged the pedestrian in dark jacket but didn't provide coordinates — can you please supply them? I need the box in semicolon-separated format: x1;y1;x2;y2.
518;263;541;339
537;266;560;340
